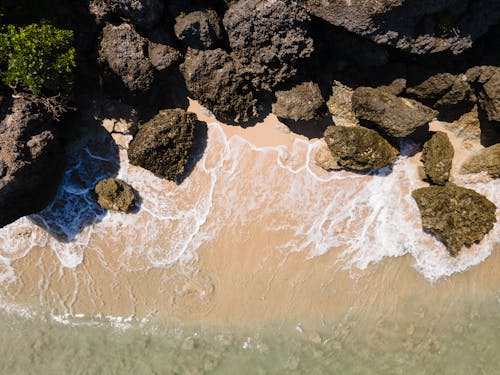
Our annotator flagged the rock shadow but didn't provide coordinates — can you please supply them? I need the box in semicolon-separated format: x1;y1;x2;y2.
279;117;331;140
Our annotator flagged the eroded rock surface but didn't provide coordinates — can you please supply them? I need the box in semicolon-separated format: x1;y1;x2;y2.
128;109;197;179
174;10;223;50
90;0;164;27
324;125;399;171
272;82;324;121
0;98;65;228
412;183;497;256
352;87;437;137
421;131;454;185
94;178;136;212
460;143;500;178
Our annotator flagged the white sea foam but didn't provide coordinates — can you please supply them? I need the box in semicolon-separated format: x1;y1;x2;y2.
0;122;498;285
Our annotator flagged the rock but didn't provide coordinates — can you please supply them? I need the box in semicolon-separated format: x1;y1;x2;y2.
272;82;324;121
223;0;313;90
327;81;358;126
90;0;164;27
305;0;500;55
0;97;65;228
128;109;197;179
421;131;454;185
465;66;498;84
435;77;473;108
412;183;497;256
99;23;154;93
314;144;340;171
323;125;399;171
352;87;438;137
174;10;223;50
180;48;257;123
148;41;181;71
479;70;500;122
94;178;136;212
460;143;500;178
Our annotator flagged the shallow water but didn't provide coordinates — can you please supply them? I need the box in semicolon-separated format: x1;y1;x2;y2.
0;117;499;373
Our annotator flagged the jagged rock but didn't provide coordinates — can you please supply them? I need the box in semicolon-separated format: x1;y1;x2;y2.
465;66;498;84
90;0;164;27
314;144;340;171
174;10;223;50
305;0;500;55
0;97;65;228
272;82;324;121
128;109;197;179
327;81;358;126
421;131;454;185
94;178;136;212
352;87;438;137
99;23;154;93
180;48;257;123
148;41;181;71
460;143;500;178
223;0;313;90
412;183;497;256
479;70;500;122
323;125;399;171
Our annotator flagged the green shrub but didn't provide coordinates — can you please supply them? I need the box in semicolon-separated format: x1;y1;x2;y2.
0;23;75;95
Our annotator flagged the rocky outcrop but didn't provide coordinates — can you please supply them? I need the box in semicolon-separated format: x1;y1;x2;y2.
327;82;358;126
128;109;197;179
90;0;164;27
352;87;438;137
460;143;500;178
305;0;500;55
272;82;324;121
466;66;500;122
99;23;154;93
421;131;454;185
174;10;223;50
0;97;65;228
94;178;136;212
223;0;313;90
180;48;257;123
412;183;497;256
324;125;399;171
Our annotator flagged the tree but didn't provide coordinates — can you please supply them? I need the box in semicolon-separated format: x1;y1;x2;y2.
0;23;75;96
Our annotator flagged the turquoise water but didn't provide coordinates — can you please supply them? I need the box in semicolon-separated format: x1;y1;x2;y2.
1;295;499;374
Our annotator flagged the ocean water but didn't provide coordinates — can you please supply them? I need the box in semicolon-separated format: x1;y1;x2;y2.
0;121;499;373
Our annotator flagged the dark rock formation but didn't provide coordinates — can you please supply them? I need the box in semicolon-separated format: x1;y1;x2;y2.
94;178;136;212
0;98;65;228
223;0;314;90
128;109;197;179
421;131;454;185
272;82;324;121
466;66;500;122
305;0;500;55
148;41;181;72
324;125;399;171
460;143;500;178
412;183;497;256
327;82;358;126
352;87;438;137
90;0;164;27
99;23;154;93
174;10;223;50
180;48;257;123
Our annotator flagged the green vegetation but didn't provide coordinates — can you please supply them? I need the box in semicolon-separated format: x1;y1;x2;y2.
0;23;75;96
179;11;187;18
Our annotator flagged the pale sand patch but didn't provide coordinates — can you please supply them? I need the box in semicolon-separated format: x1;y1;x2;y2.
1;102;499;330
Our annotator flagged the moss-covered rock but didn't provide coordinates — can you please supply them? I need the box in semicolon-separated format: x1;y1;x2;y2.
324;125;399;171
412;183;497;256
128;109;197;179
94;178;136;212
460;143;500;178
421;131;454;185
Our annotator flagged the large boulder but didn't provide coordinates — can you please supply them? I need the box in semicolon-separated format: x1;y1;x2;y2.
99;23;154;93
421;131;454;185
479;70;500;122
412;183;497;256
94;178;136;212
323;125;399;171
327;81;358;126
352;86;438;137
460;143;500;178
272;82;324;121
180;48;257;123
90;0;164;27
128;109;197;179
305;0;500;55
223;0;313;90
0;97;65;228
174;10;223;50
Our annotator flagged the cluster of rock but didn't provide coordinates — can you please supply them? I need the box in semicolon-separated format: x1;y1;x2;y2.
94;178;136;212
